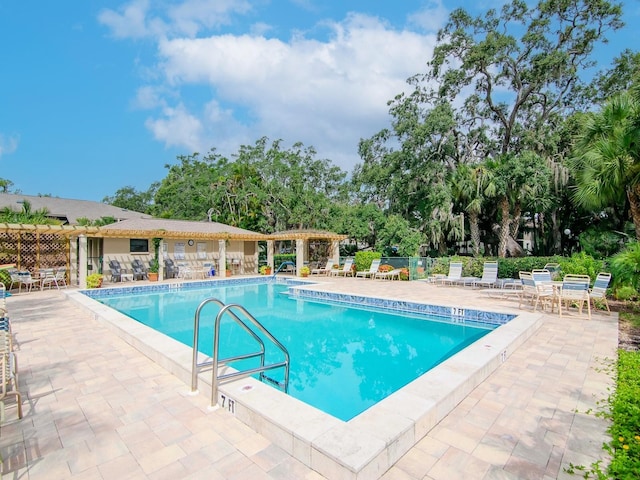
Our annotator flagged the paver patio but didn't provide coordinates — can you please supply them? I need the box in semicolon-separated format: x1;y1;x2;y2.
0;277;617;479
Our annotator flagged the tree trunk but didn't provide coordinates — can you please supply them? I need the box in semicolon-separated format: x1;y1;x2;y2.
497;197;511;258
627;185;640;240
510;203;521;240
469;211;481;257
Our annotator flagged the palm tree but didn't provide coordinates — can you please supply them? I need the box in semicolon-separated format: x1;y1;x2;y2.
452;163;496;257
570;90;640;239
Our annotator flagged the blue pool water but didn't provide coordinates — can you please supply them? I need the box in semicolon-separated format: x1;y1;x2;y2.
97;281;494;421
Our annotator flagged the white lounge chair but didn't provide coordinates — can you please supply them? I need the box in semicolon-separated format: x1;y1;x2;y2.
330;258;354;277
311;260;334;276
374;268;402;280
440;262;463;286
473;262;499;288
356;259;381;279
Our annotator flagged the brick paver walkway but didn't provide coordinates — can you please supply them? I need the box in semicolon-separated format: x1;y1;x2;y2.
0;279;617;479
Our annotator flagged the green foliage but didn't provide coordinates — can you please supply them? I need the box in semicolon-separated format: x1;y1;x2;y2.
259;265;272;275
86;273;103;289
558;252;604;281
375;215;423;257
354;251;382;272
614;286;638;301
570;90;640;239
606;350;640;478
148;259;159;274
610;242;640;290
579;228;626;259
0;199;59;225
103;185;156;214
299;266;310;275
274;254;296;268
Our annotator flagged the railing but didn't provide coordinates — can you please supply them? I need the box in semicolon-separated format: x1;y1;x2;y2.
273;261;296;276
190;298;290;409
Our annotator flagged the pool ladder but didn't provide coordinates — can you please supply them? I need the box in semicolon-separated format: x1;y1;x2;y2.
190;298;290;409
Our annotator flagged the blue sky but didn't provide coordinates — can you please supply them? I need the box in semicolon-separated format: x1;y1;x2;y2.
1;1;638;202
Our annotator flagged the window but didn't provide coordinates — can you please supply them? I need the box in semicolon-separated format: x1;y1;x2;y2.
130;239;149;253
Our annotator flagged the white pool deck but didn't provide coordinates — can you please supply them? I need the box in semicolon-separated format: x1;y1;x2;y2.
0;275;616;479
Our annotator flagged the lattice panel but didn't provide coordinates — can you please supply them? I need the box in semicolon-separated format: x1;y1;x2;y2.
0;232;18;266
0;232;69;272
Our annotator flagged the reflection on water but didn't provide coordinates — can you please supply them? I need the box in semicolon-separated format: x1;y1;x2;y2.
100;283;491;421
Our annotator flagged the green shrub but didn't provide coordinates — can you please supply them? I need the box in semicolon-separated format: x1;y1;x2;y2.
610;242;640;291
354;251;382;272
558;252;603;281
607;350;640;478
274;254;296;268
579;229;626;259
86;273;103;288
615;286;638;301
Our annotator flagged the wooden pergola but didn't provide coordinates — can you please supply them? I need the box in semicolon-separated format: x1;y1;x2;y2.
0;223;347;286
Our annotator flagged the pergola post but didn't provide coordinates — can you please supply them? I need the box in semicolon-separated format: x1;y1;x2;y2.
331;240;340;264
78;235;88;288
218;240;226;275
296;239;305;276
267;240;274;270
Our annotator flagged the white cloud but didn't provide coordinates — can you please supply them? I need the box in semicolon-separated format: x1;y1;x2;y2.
0;134;19;158
143;13;438;170
99;0;251;39
145;104;203;151
408;0;449;32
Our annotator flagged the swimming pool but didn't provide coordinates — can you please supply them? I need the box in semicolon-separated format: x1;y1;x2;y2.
74;277;540;480
95;281;494;421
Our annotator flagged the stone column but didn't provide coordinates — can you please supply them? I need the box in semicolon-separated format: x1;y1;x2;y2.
78;235;87;288
267;240;274;270
331;240;340;264
218;240;226;276
296;239;304;276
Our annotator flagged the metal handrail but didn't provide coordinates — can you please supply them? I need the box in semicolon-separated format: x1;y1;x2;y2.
273;261;295;276
191;298;266;392
190;298;290;409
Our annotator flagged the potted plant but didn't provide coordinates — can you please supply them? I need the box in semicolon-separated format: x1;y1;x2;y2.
148;237;161;281
86;273;103;289
260;265;272;275
148;259;159;282
299;265;310;277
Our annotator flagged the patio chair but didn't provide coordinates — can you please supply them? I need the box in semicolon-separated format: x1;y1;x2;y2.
440;262;463;286
518;271;556;312
356;259;381;279
543;263;561;280
590;272;611;314
39;268;57;290
330;258;354;277
7;269;22;291
374;268;402;280
532;269;552;284
164;259;178;279
131;259;148;281
108;260;123;283
473;262;499;288
311;260;334;276
17;271;40;293
0;329;22;419
558;274;591;320
54;267;68;288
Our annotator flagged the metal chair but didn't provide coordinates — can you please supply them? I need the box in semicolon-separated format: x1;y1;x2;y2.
131;259;148;281
108;260;122;283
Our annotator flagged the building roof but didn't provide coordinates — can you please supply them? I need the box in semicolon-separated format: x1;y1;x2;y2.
98;218;267;240
0;193;151;224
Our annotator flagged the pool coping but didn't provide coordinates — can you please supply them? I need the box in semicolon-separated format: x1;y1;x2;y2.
67;278;543;480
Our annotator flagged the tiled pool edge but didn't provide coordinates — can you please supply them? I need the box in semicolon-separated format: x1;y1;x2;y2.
66;283;543;480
